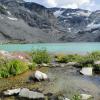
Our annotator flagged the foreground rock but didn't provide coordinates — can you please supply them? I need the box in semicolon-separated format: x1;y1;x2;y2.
19;88;44;99
80;94;93;100
34;70;48;81
66;62;78;66
4;88;21;96
80;67;93;76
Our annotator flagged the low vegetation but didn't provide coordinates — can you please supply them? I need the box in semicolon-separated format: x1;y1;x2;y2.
0;49;51;78
0;50;100;78
71;94;82;100
0;59;29;78
32;49;51;64
55;51;100;73
55;54;83;63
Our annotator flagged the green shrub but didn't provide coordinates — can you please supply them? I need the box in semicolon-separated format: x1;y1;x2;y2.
8;59;29;75
28;62;37;70
88;51;100;61
32;49;51;64
56;55;68;63
56;54;83;63
93;64;100;73
71;94;82;100
78;56;94;68
0;59;29;78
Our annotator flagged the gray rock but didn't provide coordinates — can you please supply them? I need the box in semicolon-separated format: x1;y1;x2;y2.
80;67;93;76
19;88;45;99
66;62;78;66
80;94;93;100
4;88;21;95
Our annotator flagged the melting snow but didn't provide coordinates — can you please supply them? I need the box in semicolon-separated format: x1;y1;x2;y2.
67;28;71;32
7;11;11;15
76;11;91;16
54;10;64;17
7;17;18;21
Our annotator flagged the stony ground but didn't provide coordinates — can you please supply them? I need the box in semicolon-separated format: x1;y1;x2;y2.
0;65;100;100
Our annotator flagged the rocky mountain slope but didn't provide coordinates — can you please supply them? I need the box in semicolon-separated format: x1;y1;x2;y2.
0;0;100;43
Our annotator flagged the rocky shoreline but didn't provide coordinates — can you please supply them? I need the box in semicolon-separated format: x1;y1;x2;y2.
0;50;100;100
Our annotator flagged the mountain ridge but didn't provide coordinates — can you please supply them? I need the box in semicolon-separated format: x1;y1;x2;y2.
0;0;100;43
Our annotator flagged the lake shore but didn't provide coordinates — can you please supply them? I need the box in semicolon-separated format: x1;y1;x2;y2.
0;50;100;100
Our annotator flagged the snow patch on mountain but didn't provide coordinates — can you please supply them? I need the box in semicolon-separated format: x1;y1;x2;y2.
87;21;100;29
76;11;91;16
7;17;18;21
54;10;64;17
7;11;11;15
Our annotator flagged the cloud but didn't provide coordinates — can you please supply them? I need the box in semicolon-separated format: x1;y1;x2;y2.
25;0;99;10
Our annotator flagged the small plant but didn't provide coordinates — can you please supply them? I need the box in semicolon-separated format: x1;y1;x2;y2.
56;55;68;63
56;54;83;63
88;51;100;61
93;64;100;74
71;94;82;100
28;62;37;70
0;59;29;78
78;56;94;68
32;49;51;64
8;59;29;75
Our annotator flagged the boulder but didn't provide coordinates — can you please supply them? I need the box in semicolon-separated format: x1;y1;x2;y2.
80;67;93;76
19;88;44;99
67;62;78;66
4;88;21;95
41;63;49;67
80;94;93;100
34;70;48;81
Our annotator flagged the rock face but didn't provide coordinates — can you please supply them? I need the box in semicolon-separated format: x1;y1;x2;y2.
0;0;100;43
19;88;45;99
80;67;93;76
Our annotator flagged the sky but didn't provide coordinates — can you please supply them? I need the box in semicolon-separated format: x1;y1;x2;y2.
25;0;100;11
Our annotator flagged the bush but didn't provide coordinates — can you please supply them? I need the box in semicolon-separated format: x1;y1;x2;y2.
93;64;100;73
88;51;100;61
32;49;51;64
0;59;29;78
28;62;37;70
78;56;94;68
71;94;82;100
56;54;83;63
8;59;29;75
55;55;68;63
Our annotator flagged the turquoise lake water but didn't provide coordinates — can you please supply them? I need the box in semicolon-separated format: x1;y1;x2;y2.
0;43;100;53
